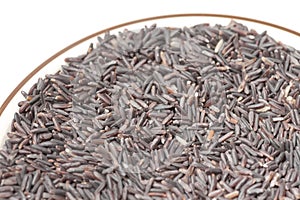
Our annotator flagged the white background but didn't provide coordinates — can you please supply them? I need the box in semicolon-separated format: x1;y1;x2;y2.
0;0;299;107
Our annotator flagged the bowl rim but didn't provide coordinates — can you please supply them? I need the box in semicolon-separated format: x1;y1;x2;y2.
1;13;300;116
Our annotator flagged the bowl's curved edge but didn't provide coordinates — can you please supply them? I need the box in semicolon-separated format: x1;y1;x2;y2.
1;13;300;116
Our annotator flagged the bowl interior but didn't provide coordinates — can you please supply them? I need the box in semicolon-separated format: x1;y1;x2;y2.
0;14;300;147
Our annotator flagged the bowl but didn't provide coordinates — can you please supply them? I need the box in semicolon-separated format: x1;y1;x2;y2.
0;14;300;199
